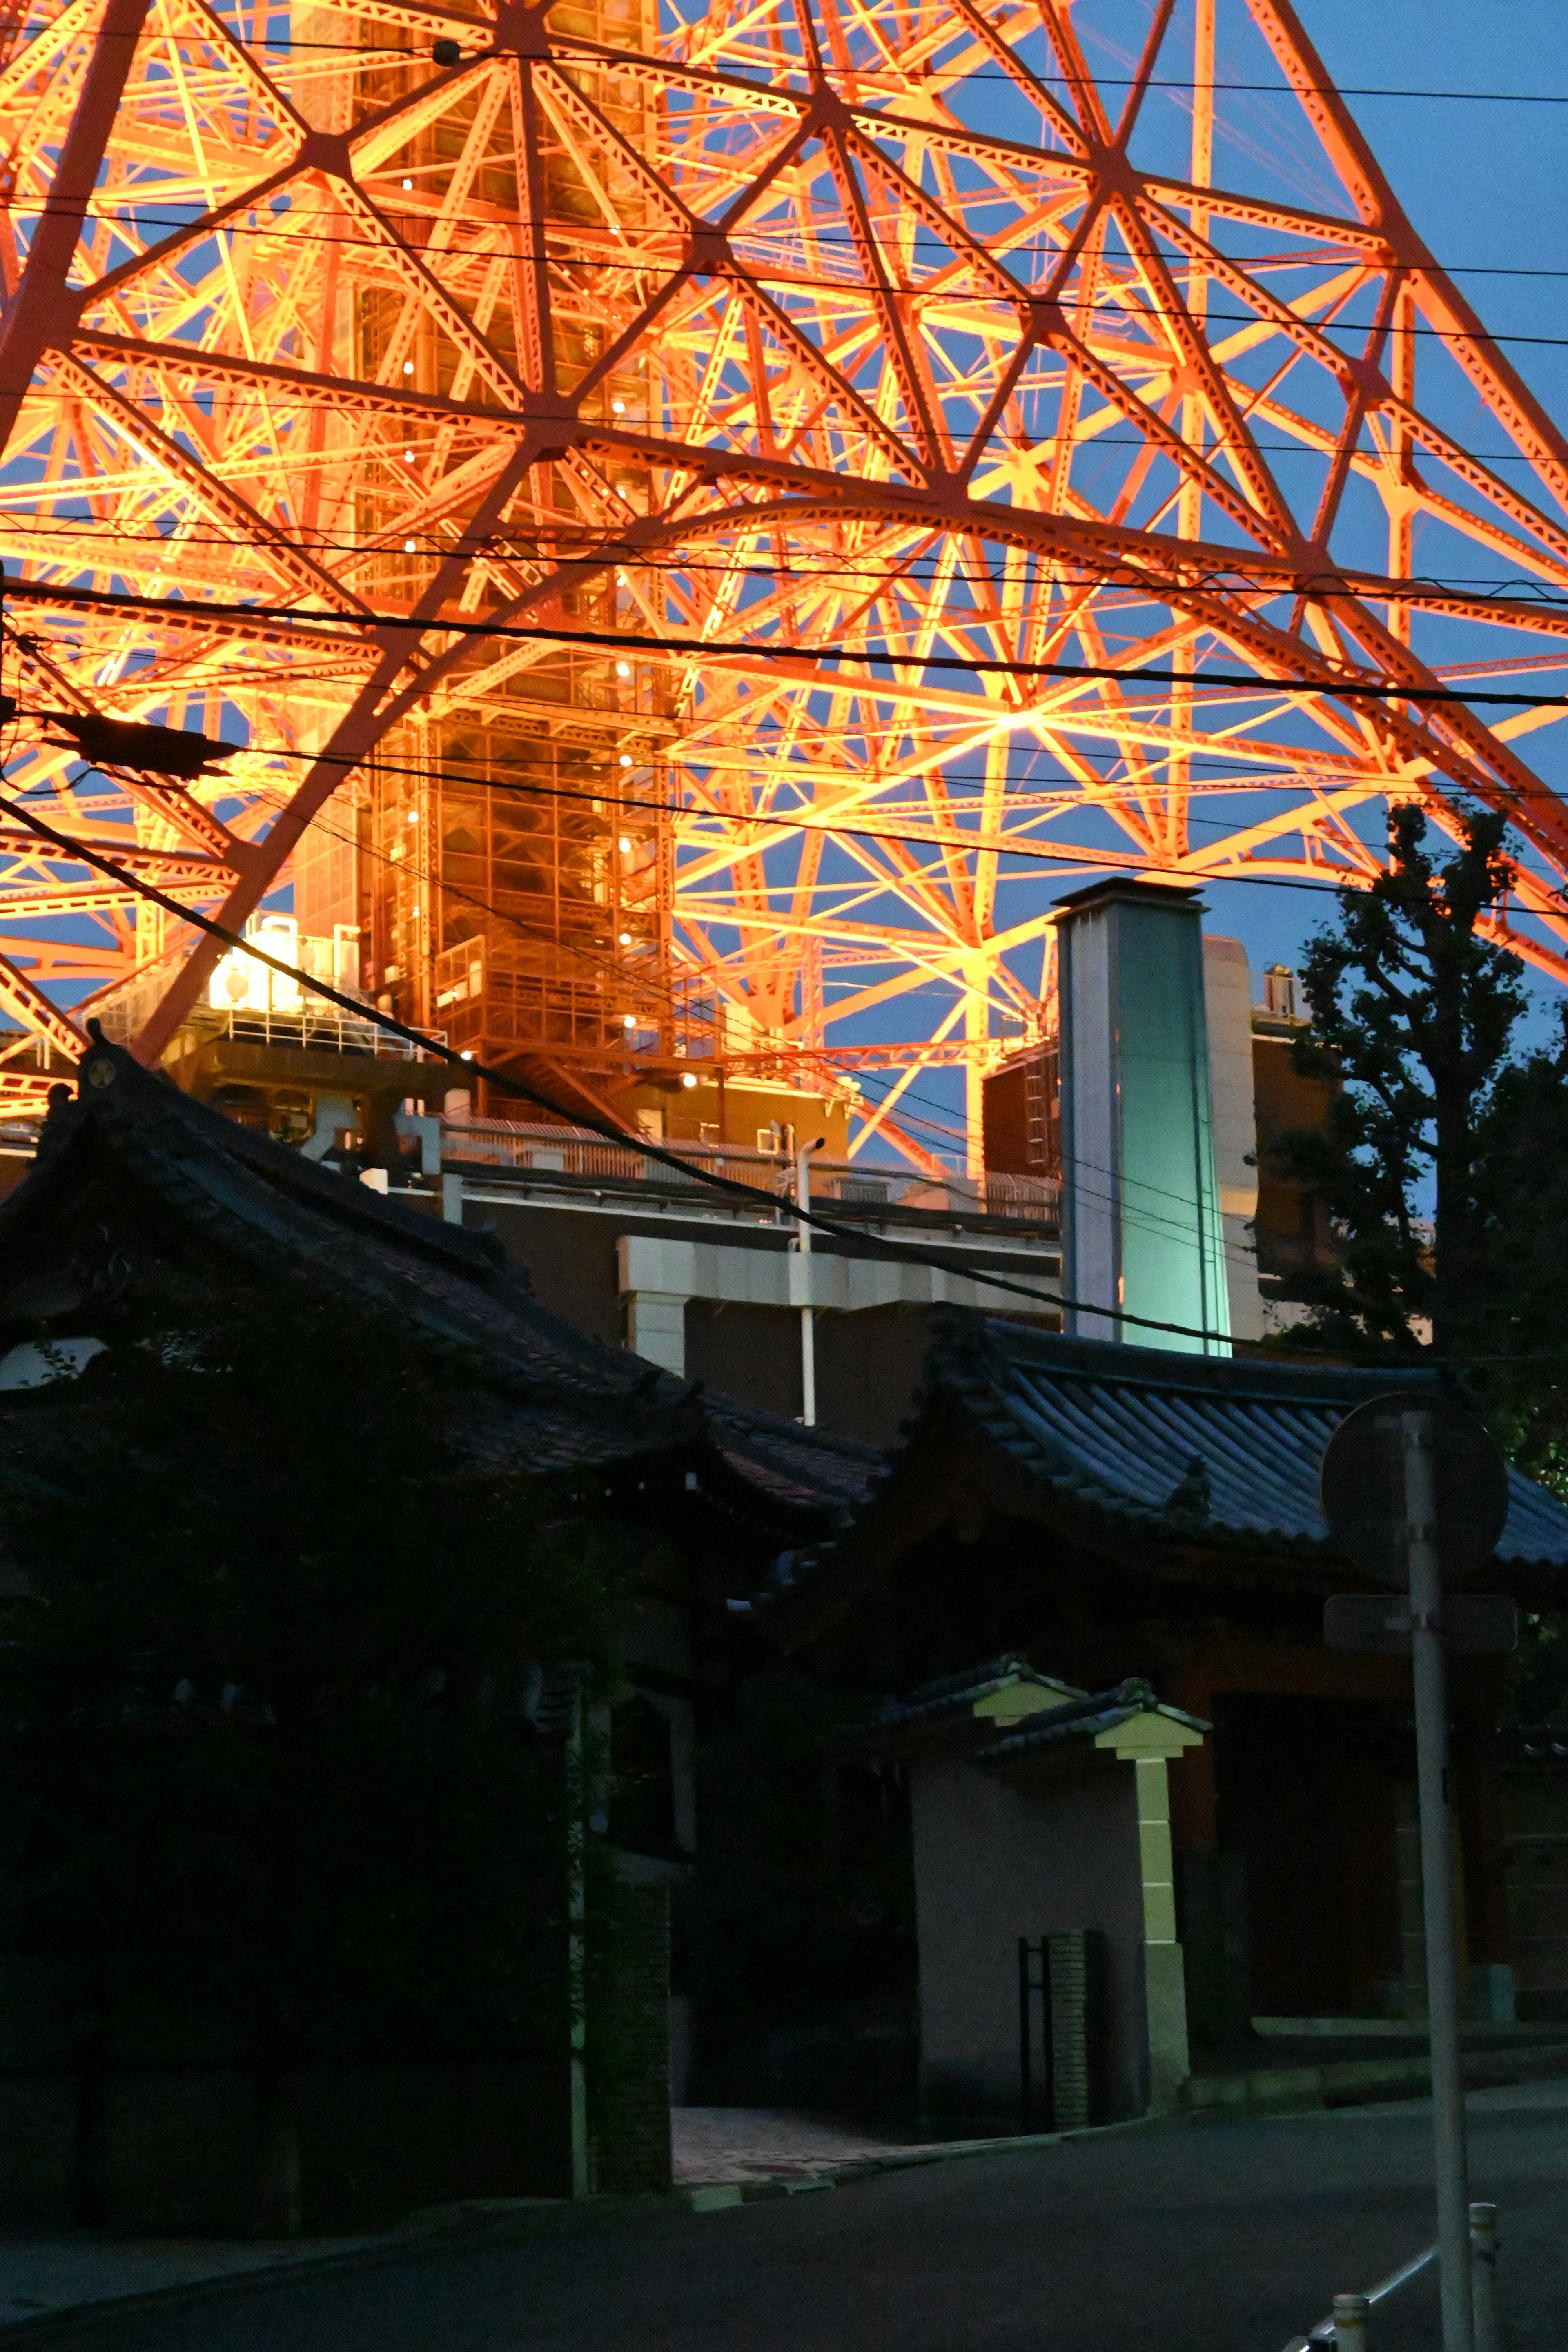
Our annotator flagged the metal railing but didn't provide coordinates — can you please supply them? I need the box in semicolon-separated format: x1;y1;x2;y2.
211;1006;444;1062
438;1118;1060;1223
983;1169;1061;1222
1280;2203;1498;2352
440;1119;786;1194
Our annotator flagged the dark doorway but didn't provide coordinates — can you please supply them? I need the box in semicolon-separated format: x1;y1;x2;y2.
1213;1695;1402;2019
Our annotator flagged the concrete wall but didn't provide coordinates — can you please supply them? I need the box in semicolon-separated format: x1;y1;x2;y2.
468;1198;628;1349
1201;935;1263;1343
463;1197;1051;1446
688;1299;803;1422
1504;1767;1568;2022
909;1739;1148;2126
0;2055;575;2232
592;1886;673;2195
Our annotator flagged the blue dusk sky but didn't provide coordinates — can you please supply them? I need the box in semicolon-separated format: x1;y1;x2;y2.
1194;2;1568;1005
846;2;1568;1158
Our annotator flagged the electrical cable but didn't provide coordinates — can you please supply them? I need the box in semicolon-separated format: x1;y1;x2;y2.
35;23;1568;99
15;517;1568;602
174;733;1399;901
0;731;1526;1311
283;782;1274;1257
37;728;1532;1256
2;720;1544;808
0;717;1484;1289
13;11;1568;100
10;578;1568;710
0;33;1555;1336
267;734;1439;898
12;184;1568;329
32;201;1568;279
31;208;1568;348
0;773;1262;1344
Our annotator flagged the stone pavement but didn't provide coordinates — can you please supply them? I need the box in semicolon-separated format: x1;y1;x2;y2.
670;2106;920;2185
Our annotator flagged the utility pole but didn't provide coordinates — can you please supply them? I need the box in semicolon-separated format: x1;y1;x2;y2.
564;1670;589;2199
1403;1408;1473;2352
1321;1392;1514;2352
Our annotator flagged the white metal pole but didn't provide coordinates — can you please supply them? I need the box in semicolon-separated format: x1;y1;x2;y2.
1469;2201;1499;2352
795;1137;822;1427
1331;2293;1370;2352
565;1670;589;2199
1403;1408;1474;2352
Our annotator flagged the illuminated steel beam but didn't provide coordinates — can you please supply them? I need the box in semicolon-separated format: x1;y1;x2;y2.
0;0;1558;1173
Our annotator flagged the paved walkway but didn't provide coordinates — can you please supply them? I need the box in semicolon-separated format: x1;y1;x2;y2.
0;2110;915;2332
670;2107;918;2185
2;2079;1562;2350
0;2231;376;2333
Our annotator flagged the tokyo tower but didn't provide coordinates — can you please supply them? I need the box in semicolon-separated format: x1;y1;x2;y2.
0;0;1564;1176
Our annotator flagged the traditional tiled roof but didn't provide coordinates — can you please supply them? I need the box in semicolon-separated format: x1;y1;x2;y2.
706;1399;884;1524
0;1033;880;1527
921;1316;1568;1573
977;1677;1209;1763
872;1655;1085;1730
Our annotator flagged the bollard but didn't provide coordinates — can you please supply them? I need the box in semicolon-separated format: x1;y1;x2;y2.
1332;2293;1370;2352
1469;2203;1499;2352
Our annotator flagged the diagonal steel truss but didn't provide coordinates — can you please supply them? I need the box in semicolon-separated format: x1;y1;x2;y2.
0;0;1565;1161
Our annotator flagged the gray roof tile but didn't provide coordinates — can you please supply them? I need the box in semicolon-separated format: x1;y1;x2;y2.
976;1677;1210;1764
0;1039;882;1528
930;1318;1568;1573
872;1656;1085;1730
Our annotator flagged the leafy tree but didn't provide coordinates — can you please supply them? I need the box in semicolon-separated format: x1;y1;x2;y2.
1269;806;1568;1735
1472;1010;1568;1384
1275;802;1525;1356
0;1272;631;2224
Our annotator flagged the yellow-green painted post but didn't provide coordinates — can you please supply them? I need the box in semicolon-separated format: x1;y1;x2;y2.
1096;1710;1206;2113
1134;1752;1189;2111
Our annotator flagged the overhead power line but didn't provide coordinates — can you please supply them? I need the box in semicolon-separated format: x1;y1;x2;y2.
13;520;1568;604
9;708;1552;918
30;212;1568;346
21;18;1568;102
12;580;1568;712
196;735;1406;902
0;776;1254;1345
0;736;1491;1292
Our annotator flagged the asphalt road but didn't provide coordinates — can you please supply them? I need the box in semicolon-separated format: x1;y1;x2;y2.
52;2081;1568;2352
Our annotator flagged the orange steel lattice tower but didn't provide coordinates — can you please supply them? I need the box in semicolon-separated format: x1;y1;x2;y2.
0;0;1566;1166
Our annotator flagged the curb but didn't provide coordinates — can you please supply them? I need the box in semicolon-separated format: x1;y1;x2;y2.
679;2109;1168;2211
0;2197;684;2345
0;2114;1169;2341
1184;2037;1568;2119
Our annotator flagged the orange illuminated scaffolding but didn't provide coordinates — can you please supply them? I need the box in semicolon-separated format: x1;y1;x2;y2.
0;0;1565;1166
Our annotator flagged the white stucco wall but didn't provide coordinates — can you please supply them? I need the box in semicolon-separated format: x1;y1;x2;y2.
909;1737;1149;2125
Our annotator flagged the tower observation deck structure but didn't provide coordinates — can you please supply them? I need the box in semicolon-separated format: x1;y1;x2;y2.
0;0;1565;1172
